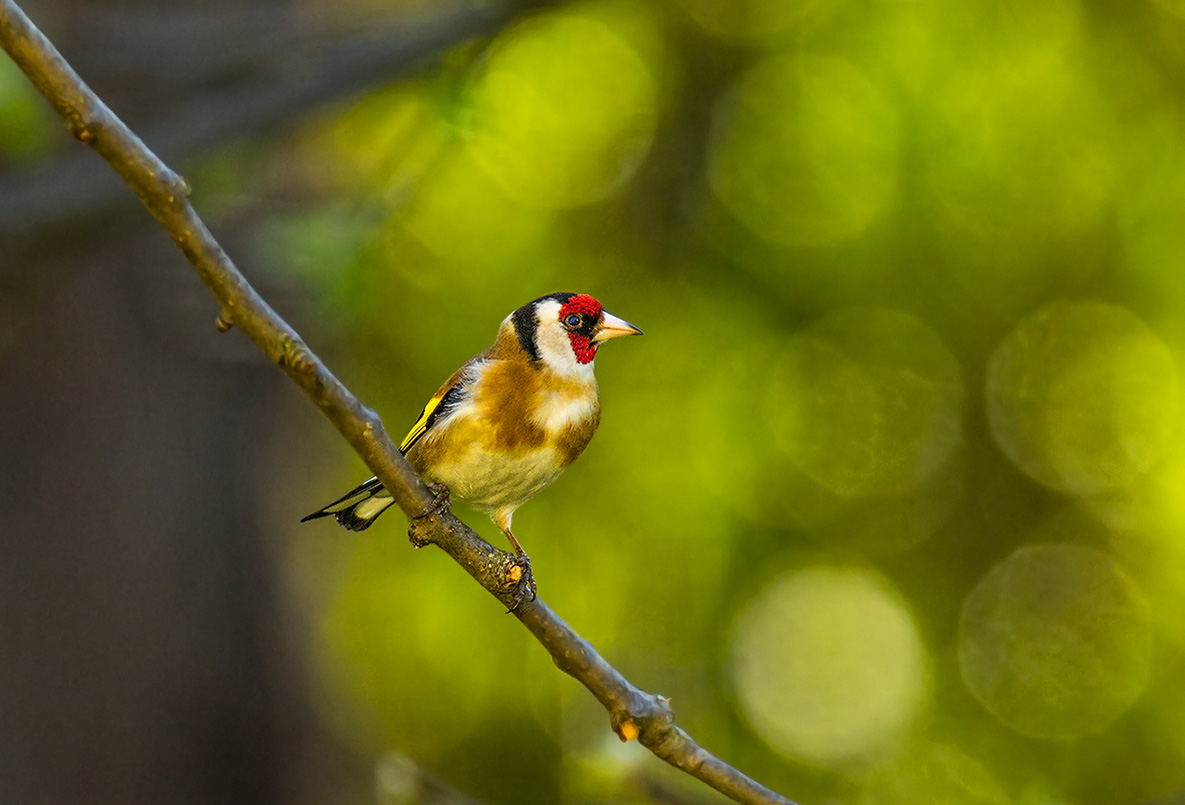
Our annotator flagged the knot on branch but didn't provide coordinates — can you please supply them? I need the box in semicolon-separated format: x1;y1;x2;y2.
407;517;437;548
157;169;192;210
612;690;675;744
279;336;317;375
407;510;448;549
72;120;97;143
357;408;383;438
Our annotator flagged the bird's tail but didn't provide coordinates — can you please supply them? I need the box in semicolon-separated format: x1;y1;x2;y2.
301;476;396;531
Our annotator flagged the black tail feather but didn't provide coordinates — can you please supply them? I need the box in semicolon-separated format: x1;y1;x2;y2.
333;506;381;531
302;476;389;530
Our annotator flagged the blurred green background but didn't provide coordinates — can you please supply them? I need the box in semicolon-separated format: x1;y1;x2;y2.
5;0;1185;803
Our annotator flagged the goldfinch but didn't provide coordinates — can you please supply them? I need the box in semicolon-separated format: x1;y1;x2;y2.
302;292;642;597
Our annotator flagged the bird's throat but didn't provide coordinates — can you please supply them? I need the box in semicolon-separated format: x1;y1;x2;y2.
568;333;597;364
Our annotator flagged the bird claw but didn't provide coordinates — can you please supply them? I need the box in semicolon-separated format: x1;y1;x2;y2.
413;483;451;519
407;483;451;547
504;550;537;613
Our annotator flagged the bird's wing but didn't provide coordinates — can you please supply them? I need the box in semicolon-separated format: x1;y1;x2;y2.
398;362;475;454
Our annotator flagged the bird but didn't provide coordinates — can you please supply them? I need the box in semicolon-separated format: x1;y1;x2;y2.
302;292;642;604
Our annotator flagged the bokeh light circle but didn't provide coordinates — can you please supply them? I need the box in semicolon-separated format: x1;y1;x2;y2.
987;300;1180;496
401;150;550;264
1119;109;1185;299
774;307;963;498
710;55;899;247
464;14;656;209
959;544;1153;740
730;566;929;766
922;36;1116;251
859;742;1010;805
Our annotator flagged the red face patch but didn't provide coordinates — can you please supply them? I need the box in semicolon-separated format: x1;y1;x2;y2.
559;294;603;320
568;334;597;364
559;294;603;365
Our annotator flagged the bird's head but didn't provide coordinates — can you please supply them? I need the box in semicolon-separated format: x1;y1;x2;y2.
511;292;642;377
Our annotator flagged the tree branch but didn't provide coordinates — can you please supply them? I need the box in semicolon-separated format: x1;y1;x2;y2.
0;4;797;804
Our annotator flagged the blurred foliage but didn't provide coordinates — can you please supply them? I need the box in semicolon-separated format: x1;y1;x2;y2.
256;0;1185;801
0;53;56;163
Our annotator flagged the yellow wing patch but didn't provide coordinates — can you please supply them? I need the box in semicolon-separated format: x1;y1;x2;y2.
399;382;462;454
399;394;442;453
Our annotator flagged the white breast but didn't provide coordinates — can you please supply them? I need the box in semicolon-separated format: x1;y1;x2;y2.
532;389;598;432
431;443;565;513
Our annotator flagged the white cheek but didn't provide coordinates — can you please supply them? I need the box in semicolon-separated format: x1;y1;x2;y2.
538;326;598;380
532;300;594;379
536;323;573;365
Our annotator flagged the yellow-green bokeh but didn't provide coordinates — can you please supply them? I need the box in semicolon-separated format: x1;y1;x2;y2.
710;54;899;247
263;0;1185;800
674;0;845;43
0;54;56;160
987;300;1181;497
775;307;962;498
464;10;657;209
730;565;929;766
764;307;964;552
918;0;1110;254
959;544;1153;740
858;742;1010;805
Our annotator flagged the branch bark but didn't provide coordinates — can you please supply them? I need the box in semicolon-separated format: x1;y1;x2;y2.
0;4;797;804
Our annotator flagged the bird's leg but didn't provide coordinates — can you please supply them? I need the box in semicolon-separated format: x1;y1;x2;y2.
501;528;537;612
407;483;451;548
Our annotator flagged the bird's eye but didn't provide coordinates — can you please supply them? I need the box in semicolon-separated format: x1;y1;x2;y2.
564;313;582;329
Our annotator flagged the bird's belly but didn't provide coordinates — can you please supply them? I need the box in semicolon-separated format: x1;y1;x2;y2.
427;444;566;511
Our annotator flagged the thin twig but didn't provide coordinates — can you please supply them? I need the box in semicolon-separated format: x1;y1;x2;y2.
0;3;797;804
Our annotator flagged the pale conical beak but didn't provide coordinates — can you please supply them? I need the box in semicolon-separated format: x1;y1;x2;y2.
594;310;644;343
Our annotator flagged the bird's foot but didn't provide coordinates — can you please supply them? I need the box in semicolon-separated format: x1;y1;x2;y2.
503;549;537;613
407;483;451;547
420;483;452;517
